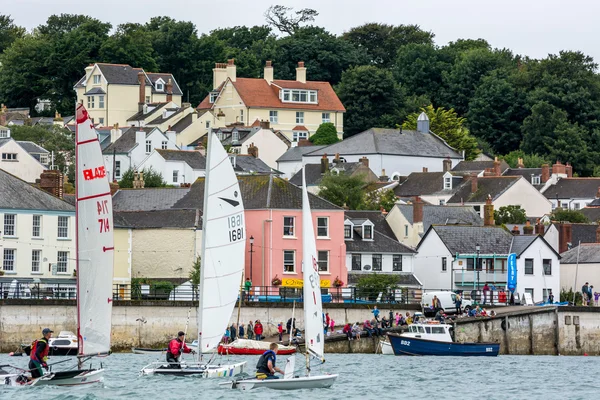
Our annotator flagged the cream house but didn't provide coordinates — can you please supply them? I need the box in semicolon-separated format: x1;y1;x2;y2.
74;63;183;127
197;60;345;141
560;242;600;292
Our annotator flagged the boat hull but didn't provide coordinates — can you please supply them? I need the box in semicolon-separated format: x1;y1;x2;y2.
131;347;166;355
30;369;104;386
140;361;246;378
224;374;338;391
379;340;394;355
218;345;296;356
387;333;499;356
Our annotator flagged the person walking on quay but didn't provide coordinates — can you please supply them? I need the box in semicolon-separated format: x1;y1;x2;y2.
589;286;595;306
277;322;284;342
547;290;554;304
455;292;462;314
244;277;252;301
482;283;490;305
582;282;591;305
239;323;245;339
29;328;52;379
372;306;380;321
595;292;600;307
247;321;254;340
329;318;335;333
254;320;263;340
229;323;237;342
166;331;195;368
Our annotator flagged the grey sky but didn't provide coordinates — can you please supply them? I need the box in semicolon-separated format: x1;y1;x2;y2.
5;0;600;62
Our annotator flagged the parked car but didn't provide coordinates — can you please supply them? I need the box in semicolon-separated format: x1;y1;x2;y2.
421;291;472;316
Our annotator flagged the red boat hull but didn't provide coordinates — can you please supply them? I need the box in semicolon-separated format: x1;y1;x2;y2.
217;345;296;355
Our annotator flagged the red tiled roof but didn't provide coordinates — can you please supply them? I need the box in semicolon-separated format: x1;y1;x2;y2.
250;119;261;127
197;78;345;112
292;125;308;131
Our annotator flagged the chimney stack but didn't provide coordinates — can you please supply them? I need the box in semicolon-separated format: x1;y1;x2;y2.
417;112;430;133
517;157;524;169
422;167;428;173
110;122;122;143
264;61;274;84
413;196;424;224
541;164;550;183
552;160;566;176
483;195;494;226
138;72;146;112
359;156;369;168
226;59;237;82
493;156;501;176
566;162;573;178
296;61;306;83
248;142;259;158
534;219;545;235
133;171;145;189
320;154;329;174
511;225;520;235
213;62;228;89
259;120;271;130
109;180;119;196
166;78;173;102
40;170;64;199
297;139;312;147
558;223;572;253
379;169;389;182
470;172;478;194
443;158;452;172
523;220;534;235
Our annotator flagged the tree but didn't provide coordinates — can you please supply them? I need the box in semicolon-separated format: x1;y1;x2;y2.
0;15;26;54
494;205;526;225
550;209;589;224
362;188;397;212
336;65;403;137
264;5;318;35
342;23;434;68
310;123;339;145
521;101;568;156
118;167;167;188
500;150;549;168
402;105;480;160
318;173;368;210
355;273;400;301
189;256;201;300
99;23;158;71
9;125;74;173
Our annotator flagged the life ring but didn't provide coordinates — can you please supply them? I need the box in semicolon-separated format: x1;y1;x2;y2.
501;319;510;331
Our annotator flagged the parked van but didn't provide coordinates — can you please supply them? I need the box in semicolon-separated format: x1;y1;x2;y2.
421;291;472;316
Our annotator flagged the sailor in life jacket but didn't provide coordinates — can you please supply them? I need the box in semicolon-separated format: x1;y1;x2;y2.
166;331;195;368
255;343;284;379
29;328;53;379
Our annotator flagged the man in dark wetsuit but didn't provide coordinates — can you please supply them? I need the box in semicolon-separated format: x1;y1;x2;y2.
256;343;284;379
29;328;53;379
166;331;195;368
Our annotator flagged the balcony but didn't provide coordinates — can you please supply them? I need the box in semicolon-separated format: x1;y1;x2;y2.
453;269;507;287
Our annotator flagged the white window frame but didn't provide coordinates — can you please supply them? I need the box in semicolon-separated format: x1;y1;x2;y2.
93;74;101;84
524;258;534;275
444;177;452;190
87;96;94;109
145;140;152;154
98;95;105;108
296;112;304;124
344;224;352;239
283;250;295;273
283;216;295;237
209;92;219;103
32;250;41;273
205;121;210;129
240;109;244;122
3;249;15;271
145;96;151;103
442;257;447;272
543;259;552;275
317;250;329;273
156;81;164;91
4;214;16;236
161;141;168;150
322;112;330;123
173;170;179;183
363;225;373;240
57;251;69;273
351;254;361;271
57;216;69;239
317;217;329;238
0;129;9;138
232;131;239;142
32;215;41;238
372;254;382;271
393;255;402;271
269;110;278;123
2;153;18;161
531;175;541;185
98;117;104;125
115;160;121;179
280;89;318;104
404;225;409;237
292;131;308;142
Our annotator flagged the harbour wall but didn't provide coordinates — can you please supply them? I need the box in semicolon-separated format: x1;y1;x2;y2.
0;300;415;352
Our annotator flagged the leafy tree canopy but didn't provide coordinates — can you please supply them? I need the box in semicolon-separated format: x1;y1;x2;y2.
500;150;549;168
318;172;367;210
494;205;526;225
550;209;589;224
264;5;318;35
310;122;339;145
355;273;400;300
0;15;25;54
118;167;167;188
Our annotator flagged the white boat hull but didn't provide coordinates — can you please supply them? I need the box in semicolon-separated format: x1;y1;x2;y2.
223;374;338;391
131;347;165;355
380;340;394;355
140;361;246;378
30;368;104;386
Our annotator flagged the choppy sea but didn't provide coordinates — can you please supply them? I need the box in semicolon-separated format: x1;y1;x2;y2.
1;352;598;399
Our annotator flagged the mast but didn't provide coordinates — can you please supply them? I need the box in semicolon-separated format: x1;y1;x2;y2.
75;105;82;370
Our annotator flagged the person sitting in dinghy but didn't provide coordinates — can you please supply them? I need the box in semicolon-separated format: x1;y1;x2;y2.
166;331;195;368
29;328;53;379
256;343;284;379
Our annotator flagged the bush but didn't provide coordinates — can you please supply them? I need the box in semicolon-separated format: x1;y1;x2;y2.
551;209;589;223
560;288;583;305
355;273;399;301
118;167;167;188
309;123;340;145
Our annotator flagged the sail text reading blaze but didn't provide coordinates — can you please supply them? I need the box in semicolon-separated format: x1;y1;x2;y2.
227;213;244;242
83;166;106;181
97;199;111;233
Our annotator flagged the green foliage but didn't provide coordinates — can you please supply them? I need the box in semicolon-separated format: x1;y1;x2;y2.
362;189;397;212
9;125;74;173
264;5;318;35
318;173;367;210
550;209;589;224
189;257;201;300
500;150;549;168
336;65;403;137
494;205;527;225
0;15;26;54
151;281;174;298
560;288;582;305
402;105;480;160
355;273;400;301
309;123;339;145
99;23;158;71
118;167;167;188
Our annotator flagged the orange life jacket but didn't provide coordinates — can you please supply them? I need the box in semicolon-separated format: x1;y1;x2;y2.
30;338;49;362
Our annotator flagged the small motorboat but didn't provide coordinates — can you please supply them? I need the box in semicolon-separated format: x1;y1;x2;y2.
378;339;394;355
21;331;79;357
132;347;166;355
218;339;296;356
387;321;499;356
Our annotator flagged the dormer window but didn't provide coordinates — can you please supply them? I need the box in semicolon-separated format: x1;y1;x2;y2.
344;224;352;239
363;225;373;240
93;74;101;84
232;131;239;142
280;89;318;104
443;172;453;190
0;129;9;138
531;175;541;185
156;79;165;91
210;92;219;103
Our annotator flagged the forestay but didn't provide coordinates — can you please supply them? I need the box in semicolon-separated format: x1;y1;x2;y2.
301;169;325;361
75;104;114;356
197;132;246;353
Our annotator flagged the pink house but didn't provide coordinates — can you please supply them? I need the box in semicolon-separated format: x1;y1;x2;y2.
240;175;347;290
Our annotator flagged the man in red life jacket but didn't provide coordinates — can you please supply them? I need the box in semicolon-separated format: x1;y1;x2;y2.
29;328;53;379
166;331;195;368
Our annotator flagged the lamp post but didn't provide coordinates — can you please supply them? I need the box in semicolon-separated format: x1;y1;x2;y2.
249;236;254;282
475;243;481;302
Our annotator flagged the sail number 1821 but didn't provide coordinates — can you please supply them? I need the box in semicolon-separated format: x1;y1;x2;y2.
228;214;244;242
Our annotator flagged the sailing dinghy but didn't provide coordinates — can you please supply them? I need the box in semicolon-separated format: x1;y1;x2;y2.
140;132;246;378
223;168;338;390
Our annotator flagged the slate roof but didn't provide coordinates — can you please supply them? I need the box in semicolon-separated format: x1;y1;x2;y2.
197;77;345;112
127;103;168;122
146;73;183;95
173;175;341;211
112;188;191;211
561;244;600;264
84;87;106;95
394;172;463;197
542;178;600;199
102;127;154;154
452;160;510;173
581;207;600;223
63;194;76;206
233;155;272;174
305;128;463;159
289;164;324;186
447;176;520;204
344;211;415;254
114;209;199;229
171;113;194;133
156;149;206;170
0;169;74;212
345;210;398;239
588;199;600;206
394;204;483;232
17;141;49;155
504;168;543;178
572;224;600;246
276;145;327;163
148;107;186;126
510;235;538;256
423;225;513;255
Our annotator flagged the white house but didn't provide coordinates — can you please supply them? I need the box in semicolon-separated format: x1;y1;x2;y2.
276;145;327;179
137;149;206;185
414;225;560;303
560;242;600;293
0;126;48;183
0;169;76;293
102;126;179;181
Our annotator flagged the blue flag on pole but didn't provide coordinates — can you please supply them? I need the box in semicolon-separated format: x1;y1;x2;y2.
507;253;517;292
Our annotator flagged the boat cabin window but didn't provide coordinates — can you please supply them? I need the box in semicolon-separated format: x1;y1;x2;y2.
52;340;71;346
425;327;431;333
432;327;445;334
418;326;425;334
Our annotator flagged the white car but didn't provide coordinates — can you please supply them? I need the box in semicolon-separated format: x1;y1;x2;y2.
421;291;472;315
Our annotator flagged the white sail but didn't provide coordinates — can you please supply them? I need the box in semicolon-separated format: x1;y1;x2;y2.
301;169;325;361
75;104;114;356
197;132;246;353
